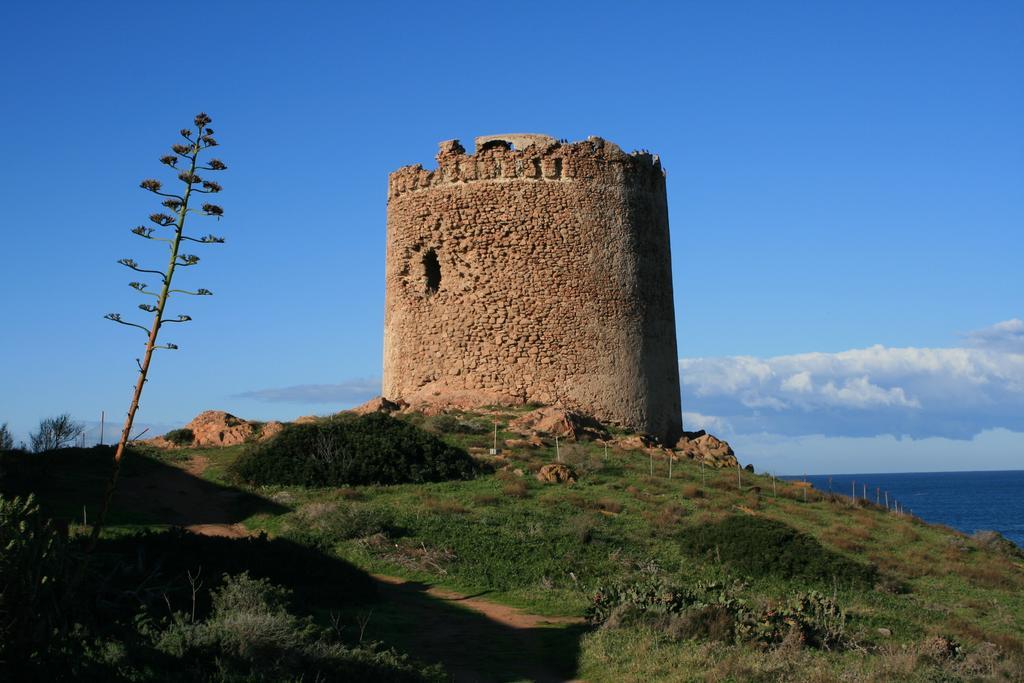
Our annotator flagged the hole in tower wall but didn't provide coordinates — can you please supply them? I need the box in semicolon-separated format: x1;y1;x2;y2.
423;248;441;294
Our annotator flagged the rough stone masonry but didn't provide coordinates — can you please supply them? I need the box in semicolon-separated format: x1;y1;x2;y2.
382;133;682;443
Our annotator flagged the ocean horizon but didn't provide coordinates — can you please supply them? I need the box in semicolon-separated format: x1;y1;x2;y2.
784;469;1024;547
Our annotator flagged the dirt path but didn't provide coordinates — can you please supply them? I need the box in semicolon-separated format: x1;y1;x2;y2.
371;574;585;682
373;574;583;630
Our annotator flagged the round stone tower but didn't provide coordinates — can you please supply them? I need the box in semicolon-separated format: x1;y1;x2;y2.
383;134;682;443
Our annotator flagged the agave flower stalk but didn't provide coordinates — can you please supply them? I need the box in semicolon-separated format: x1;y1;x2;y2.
89;113;227;547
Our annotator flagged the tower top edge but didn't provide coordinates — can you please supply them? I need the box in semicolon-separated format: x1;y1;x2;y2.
390;135;663;180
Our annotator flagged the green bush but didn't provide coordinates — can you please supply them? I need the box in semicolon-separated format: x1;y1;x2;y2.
231;412;478;487
164;428;195;446
588;573;848;649
680;515;878;587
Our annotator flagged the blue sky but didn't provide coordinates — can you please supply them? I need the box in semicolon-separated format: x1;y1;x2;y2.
1;1;1021;473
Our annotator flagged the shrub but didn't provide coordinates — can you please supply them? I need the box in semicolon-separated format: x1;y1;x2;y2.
588;573;849;649
0;422;13;450
502;480;529;498
681;484;704;498
286;504;397;548
164;427;195;446
680;515;878;588
148;572;446;681
667;604;736;642
231;412;478;487
29;413;84;452
568;512;600;544
423;497;469;515
646;501;688;530
735;590;848;649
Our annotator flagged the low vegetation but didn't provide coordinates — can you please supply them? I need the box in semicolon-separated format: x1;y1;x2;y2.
4;406;1023;681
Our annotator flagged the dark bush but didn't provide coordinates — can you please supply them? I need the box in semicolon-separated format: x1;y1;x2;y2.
0;422;13;450
0;495;80;669
164;427;195;446
231;412;478;487
680;515;878;587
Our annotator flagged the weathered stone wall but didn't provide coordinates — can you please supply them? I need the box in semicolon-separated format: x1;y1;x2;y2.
382;134;682;443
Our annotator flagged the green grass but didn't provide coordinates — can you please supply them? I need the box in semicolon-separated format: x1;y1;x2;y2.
8;412;1024;681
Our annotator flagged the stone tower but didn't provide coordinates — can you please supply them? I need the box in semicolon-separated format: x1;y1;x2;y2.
382;134;682;443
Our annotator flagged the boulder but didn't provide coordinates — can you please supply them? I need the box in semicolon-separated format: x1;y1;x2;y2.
350;396;406;415
615;434;655;451
510;406;607;441
674;431;738;469
536;463;577;484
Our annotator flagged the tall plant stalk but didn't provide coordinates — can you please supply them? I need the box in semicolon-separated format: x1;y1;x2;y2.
89;113;227;547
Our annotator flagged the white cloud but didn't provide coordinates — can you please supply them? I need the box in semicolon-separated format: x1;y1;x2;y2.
965;318;1024;354
780;371;812;393
682;411;731;434
818;376;920;409
681;319;1024;439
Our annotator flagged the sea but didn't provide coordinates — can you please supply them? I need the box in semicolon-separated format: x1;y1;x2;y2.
786;470;1024;548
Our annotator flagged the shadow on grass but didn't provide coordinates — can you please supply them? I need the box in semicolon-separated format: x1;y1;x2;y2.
92;529;378;610
0;445;287;528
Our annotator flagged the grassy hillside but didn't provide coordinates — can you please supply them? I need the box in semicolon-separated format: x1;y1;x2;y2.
4;407;1023;681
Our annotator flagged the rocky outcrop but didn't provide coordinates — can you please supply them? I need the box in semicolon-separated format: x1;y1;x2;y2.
674;430;738;469
509;406;608;441
536;463;577;484
350;396;407;415
149;411;283;448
